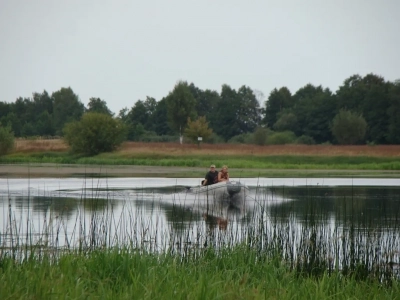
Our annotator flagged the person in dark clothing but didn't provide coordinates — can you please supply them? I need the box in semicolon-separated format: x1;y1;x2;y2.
202;164;218;186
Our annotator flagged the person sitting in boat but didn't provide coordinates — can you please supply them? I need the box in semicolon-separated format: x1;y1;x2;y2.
218;165;230;182
202;164;219;186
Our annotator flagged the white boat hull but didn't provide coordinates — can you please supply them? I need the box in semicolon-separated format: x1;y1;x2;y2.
187;181;249;218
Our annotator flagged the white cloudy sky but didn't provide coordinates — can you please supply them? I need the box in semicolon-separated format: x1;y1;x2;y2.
1;0;399;114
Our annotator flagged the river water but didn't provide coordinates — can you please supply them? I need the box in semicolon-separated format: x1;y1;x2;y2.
1;177;400;267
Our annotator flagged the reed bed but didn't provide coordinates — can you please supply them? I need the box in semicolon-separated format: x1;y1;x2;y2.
1;184;400;298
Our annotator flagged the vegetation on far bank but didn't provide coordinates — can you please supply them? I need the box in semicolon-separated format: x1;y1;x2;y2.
1;140;400;177
1;74;400;162
9;139;400;157
1;74;400;148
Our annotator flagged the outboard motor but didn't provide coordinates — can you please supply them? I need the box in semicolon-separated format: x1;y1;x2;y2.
226;181;242;197
226;181;246;211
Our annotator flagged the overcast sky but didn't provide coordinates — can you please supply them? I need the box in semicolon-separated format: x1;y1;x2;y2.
1;0;399;114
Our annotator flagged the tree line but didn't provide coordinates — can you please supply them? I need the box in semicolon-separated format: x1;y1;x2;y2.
1;73;399;147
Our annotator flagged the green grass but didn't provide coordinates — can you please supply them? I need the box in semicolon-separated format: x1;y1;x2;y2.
1;247;398;299
2;152;400;178
2;152;400;170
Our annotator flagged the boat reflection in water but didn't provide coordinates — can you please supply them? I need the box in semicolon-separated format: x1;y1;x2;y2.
184;181;250;230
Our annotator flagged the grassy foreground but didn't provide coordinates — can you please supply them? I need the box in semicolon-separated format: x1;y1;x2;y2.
2;140;400;177
1;247;398;300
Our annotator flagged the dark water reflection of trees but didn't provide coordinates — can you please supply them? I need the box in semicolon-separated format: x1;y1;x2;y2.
14;196;111;215
268;186;400;229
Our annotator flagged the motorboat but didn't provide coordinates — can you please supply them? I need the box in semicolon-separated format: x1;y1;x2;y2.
186;181;249;218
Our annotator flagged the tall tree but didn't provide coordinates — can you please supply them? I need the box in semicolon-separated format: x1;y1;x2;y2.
189;83;220;122
52;87;85;136
387;80;400;144
237;85;261;133
32;91;55;136
336;74;391;144
0;112;22;137
166;81;196;141
6;97;31;136
142;96;158;131
11;97;32;128
335;74;364;112
122;96;158;139
117;107;129;123
212;85;260;141
0;102;11;120
32;91;53;115
360;74;390;144
213;84;240;140
128;100;147;126
153;98;171;136
123;100;147;140
86;97;113;116
292;85;336;143
264;87;293;128
35;111;55;136
1;91;55;137
293;84;324;102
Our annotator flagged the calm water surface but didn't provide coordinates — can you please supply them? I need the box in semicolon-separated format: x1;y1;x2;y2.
1;177;400;256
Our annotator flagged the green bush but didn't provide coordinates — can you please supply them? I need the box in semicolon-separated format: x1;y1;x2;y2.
273;112;298;132
266;131;296;145
296;135;316;145
63;112;127;156
228;133;253;144
253;127;272;145
127;123;146;141
0;125;15;155
331;109;367;145
205;133;225;144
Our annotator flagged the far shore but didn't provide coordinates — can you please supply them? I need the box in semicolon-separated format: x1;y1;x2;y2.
1;163;400;179
2;140;400;178
0;164;206;178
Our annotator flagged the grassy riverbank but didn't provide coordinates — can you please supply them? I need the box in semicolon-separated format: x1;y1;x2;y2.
1;140;400;177
1;247;398;299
